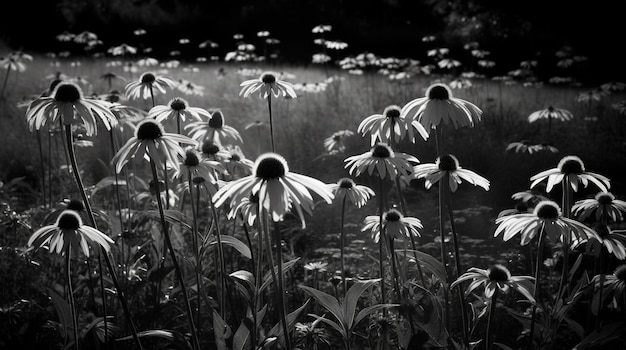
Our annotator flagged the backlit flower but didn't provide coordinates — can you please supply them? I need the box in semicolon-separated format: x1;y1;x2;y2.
25;81;117;136
582;224;626;260
591;264;626;309
344;143;418;179
506;140;533;154
112;119;197;174
148;97;210;124
324;130;354;153
357;105;428;146
227;192;259;226
494;200;600;246
362;208;423;243
185;109;243;146
411;154;489;192
239;71;297;99
572;192;626;222
327;178;375;208
176;147;225;180
222;145;254;179
400;83;482;133
125;71;177;100
530;155;610;193
451;264;535;302
28;210;114;257
527;106;573;123
213;153;334;227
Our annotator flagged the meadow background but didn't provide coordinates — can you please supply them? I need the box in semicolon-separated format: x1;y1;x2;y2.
1;1;626;350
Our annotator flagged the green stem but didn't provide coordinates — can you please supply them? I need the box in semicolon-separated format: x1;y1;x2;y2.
437;182;450;333
149;158;200;350
267;94;275;152
208;197;227;317
273;220;292;349
378;178;387;310
529;222;546;350
340;195;347;297
36;130;46;208
486;288;499;350
65;246;80;350
188;170;203;335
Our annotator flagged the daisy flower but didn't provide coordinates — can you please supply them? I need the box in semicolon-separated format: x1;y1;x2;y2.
148;97;210;124
494;200;600;246
213;153;333;227
239;71;297;99
400;82;482;132
411;154;490;192
25;81;117;136
530;155;610;193
506;140;533;154
222;145;254;179
185;109;243;146
176;147;225;180
125;71;177;100
324;129;354;153
28;209;114;257
362;208;423;243
451;264;535;302
582;224;626;260
226;192;259;226
528;142;559;154
527;106;573;123
344;143;418;180
591;264;626;309
200;140;231;161
111;119;197;174
357;105;429;146
327;178;375;208
572;192;626;222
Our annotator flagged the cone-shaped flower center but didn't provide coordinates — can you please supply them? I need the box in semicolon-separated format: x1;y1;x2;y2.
426;83;451;100
383;105;401;119
438;154;459;171
333;134;342;141
547;106;555;112
338;178;355;189
208;110;224;128
184;149;200;167
372;144;392;158
169;97;187;111
230;153;241;162
106;91;121;103
136;120;164;140
192;176;206;184
558;156;585;174
202;141;220;156
140;72;156;84
149;180;165;194
614;264;626;281
595;192;615;205
534;200;561;219
261;73;276;84
488;264;511;282
254;153;288;179
57;210;82;230
66;199;85;212
384;209;402;222
53;82;82;102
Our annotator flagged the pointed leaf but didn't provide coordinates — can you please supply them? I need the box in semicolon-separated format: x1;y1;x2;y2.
260;258;300;292
232;319;251;350
354;303;399;327
267;299;310;348
214;235;251;259
299;285;343;327
402;249;448;285
343;278;381;329
213;309;233;350
308;313;345;338
117;329;192;350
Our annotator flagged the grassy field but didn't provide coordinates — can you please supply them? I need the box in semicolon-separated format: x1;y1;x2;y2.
1;51;626;350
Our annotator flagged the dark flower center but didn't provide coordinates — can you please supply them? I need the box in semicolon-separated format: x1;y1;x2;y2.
427;84;451;100
169;98;187;111
202;142;220;156
66;199;85;212
57;211;81;230
333;134;342;141
383;105;401;119
338;178;355;189
534;201;560;219
261;73;276;84
384;209;402;222
149;180;165;194
438;154;459;171
255;154;287;179
614;264;626;281
136;120;163;140
488;264;510;282
209;111;224;128
192;176;206;184
514;202;528;212
140;73;156;84
372;144;392;158
595;192;614;205
230;153;241;161
547;106;555;112
53;83;82;102
184;150;200;167
558;156;585;174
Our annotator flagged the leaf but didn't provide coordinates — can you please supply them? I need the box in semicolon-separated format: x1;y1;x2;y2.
232;319;251;350
353;303;399;327
401;249;448;285
214;235;252;259
146;209;192;230
308;313;345;339
493;342;516;350
91;176;126;196
267;299;310;348
213;309;233;350
343;278;381;330
299;285;343;329
117;329;193;350
260;258;300;292
573;321;625;350
47;287;73;340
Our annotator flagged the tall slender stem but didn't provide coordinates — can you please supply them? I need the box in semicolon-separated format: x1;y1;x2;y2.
340;195;348;297
188;171;203;334
65;246;80;350
486;289;499;350
267;95;275;152
437;182;450;333
378;178;387;308
273;220;292;349
1;65;11;99
529;222;546;350
208;198;227;317
36;130;46;208
149;158;200;350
